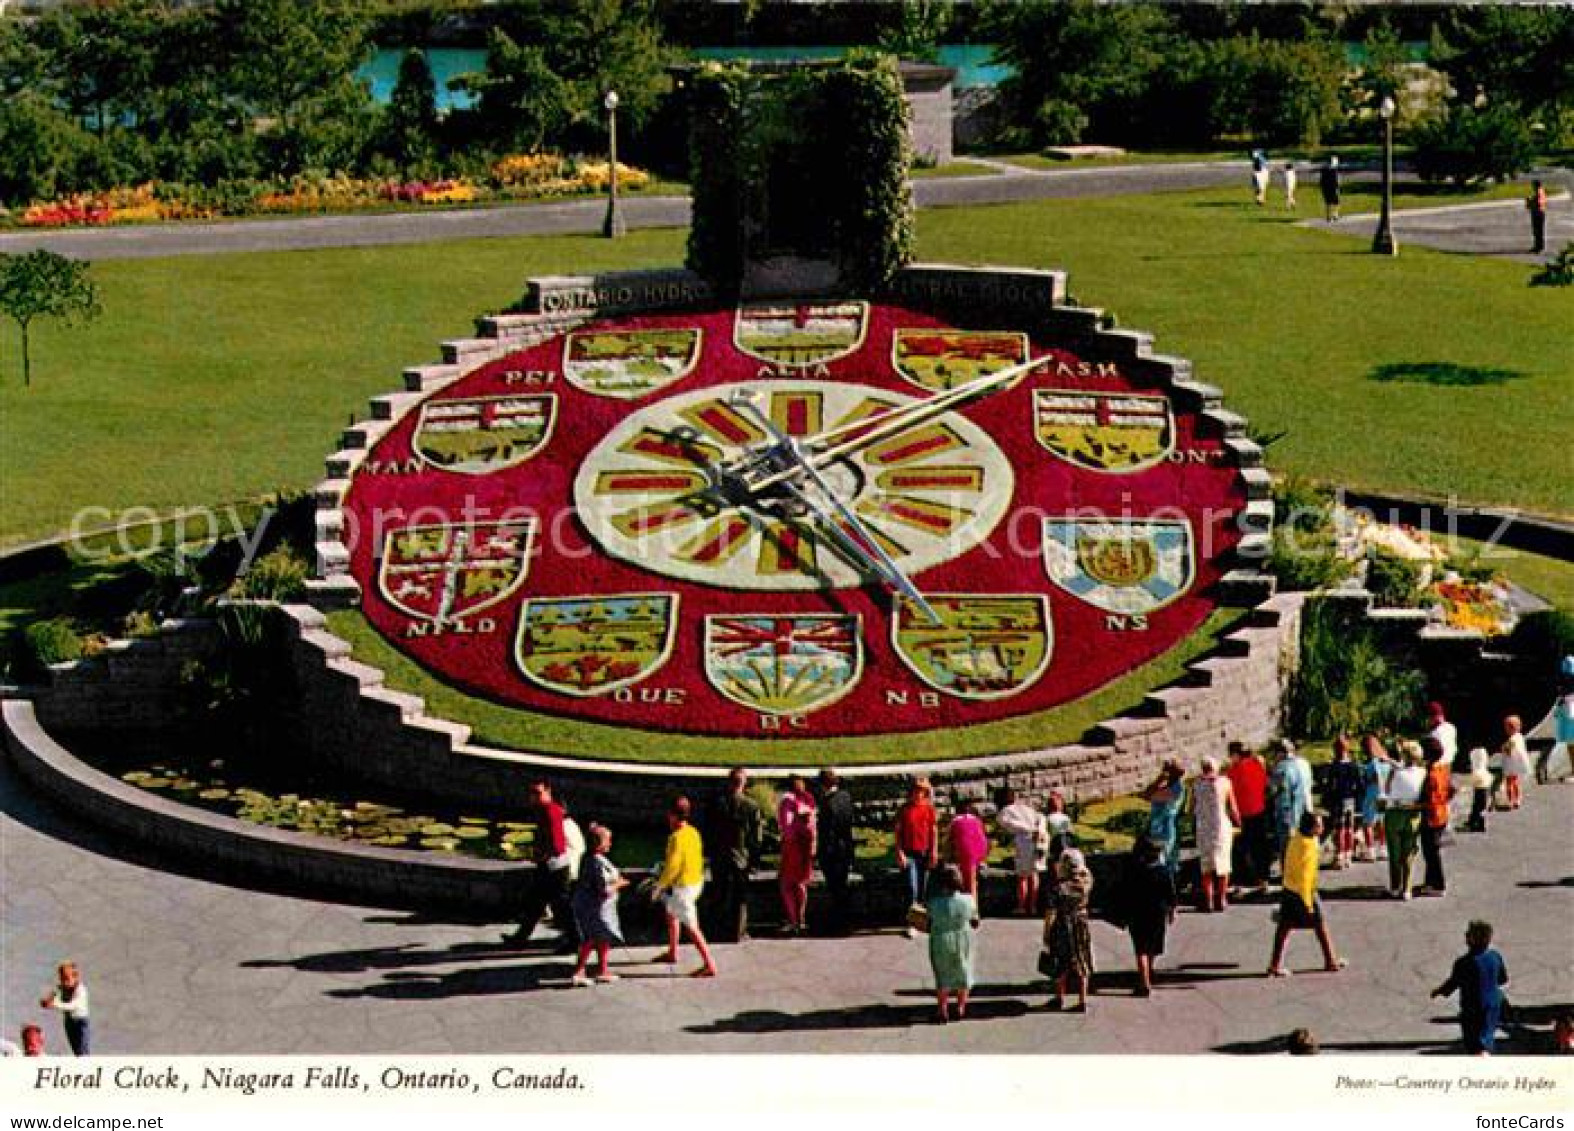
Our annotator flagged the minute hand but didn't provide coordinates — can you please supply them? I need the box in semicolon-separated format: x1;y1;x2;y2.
746;353;1044;496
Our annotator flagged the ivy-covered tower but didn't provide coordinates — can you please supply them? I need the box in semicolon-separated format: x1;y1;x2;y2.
681;55;916;297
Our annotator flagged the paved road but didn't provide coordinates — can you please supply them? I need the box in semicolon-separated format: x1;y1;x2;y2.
0;162;1267;261
4;748;1570;1055
1316;191;1574;265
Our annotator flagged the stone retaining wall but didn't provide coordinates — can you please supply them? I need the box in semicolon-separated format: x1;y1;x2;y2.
2;698;525;915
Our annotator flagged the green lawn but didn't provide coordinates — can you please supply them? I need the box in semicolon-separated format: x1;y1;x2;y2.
2;184;1570;550
916;187;1574;518
324;607;1247;766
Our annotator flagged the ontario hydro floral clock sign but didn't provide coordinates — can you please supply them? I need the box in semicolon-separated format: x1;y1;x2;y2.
339;291;1249;741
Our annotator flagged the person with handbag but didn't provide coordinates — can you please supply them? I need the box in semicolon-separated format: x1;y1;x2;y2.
1040;849;1095;1013
924;864;978;1023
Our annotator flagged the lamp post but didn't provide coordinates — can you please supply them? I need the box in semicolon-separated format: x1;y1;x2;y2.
1371;94;1398;256
601;90;625;239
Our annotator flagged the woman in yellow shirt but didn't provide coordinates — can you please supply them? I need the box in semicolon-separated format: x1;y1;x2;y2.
654;796;718;978
1267;811;1346;977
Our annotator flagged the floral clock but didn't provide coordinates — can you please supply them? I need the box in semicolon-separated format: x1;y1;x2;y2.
337;291;1255;744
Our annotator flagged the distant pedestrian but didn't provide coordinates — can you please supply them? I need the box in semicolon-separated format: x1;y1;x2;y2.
1119;835;1177;998
503;780;581;952
653;796;717;978
947;798;989;898
776;776;817;935
1281;161;1298;209
1324;735;1365;869
40;961;89;1056
925;864;979;1024
703;767;762;943
1418;738;1455;895
1190;756;1240;911
1499;715;1531;810
1267;812;1345;977
1527;179;1548;253
816;769;857;936
1543;682;1574;783
569;824;628;986
1383;741;1427;899
894;779;939;933
1319;156;1342;221
1432;920;1509;1055
1142;760;1187;876
995;787;1048;915
1040;848;1096;1012
1250;149;1270;205
1227;741;1272;890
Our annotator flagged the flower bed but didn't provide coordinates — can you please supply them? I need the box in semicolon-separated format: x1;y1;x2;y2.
12;153;653;229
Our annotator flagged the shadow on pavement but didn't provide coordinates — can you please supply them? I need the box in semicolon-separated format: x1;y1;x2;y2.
240;941;524;975
323;961;571;1001
1516;877;1574;890
1214;1035;1455;1055
686;998;1033;1035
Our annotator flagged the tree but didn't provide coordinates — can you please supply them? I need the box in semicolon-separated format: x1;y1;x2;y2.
208;0;377;175
450;29;570;154
878;0;951;64
1410;104;1536;189
985;0;1175;147
381;48;439;176
0;251;101;388
1433;7;1574;136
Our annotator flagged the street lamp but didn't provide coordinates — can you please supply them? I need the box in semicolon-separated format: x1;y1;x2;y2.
1371;94;1398;256
601;90;625;239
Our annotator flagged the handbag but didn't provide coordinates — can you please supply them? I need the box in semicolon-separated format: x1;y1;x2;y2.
905;903;930;934
1036;949;1056;977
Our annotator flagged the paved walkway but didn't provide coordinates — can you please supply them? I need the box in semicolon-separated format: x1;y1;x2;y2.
1313;190;1574;265
0;162;1262;261
4;749;1570;1055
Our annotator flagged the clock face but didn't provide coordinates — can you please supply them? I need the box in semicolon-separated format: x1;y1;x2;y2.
342;301;1247;740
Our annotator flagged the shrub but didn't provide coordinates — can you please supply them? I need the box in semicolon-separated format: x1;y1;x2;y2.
1410;103;1536;188
236;547;309;602
1365;547;1425;607
1269;527;1355;592
1289;599;1427;740
1273;475;1336;536
14;618;84;680
1509;608;1574;673
1530;242;1574;288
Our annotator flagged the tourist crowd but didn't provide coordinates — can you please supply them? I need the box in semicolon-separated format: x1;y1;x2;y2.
478;696;1571;1054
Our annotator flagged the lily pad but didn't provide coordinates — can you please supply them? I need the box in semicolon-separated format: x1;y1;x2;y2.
419;822;455;837
420;836;461;850
121;770;153;783
140;777;172;788
197;788;232;801
454;826;490;840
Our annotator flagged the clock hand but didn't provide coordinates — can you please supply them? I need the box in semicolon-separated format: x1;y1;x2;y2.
745;353;1045;497
729;391;943;624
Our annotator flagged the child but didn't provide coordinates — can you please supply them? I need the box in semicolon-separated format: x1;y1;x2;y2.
569;824;629;986
1499;716;1531;810
40;961;89;1056
1431;920;1509;1055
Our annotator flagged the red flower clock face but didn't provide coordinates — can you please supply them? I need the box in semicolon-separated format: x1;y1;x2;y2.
343;301;1247;740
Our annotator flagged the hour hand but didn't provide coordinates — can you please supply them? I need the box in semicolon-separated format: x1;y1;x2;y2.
728;390;942;623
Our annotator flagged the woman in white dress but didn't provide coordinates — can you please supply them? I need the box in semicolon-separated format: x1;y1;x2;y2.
1191;757;1240;912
